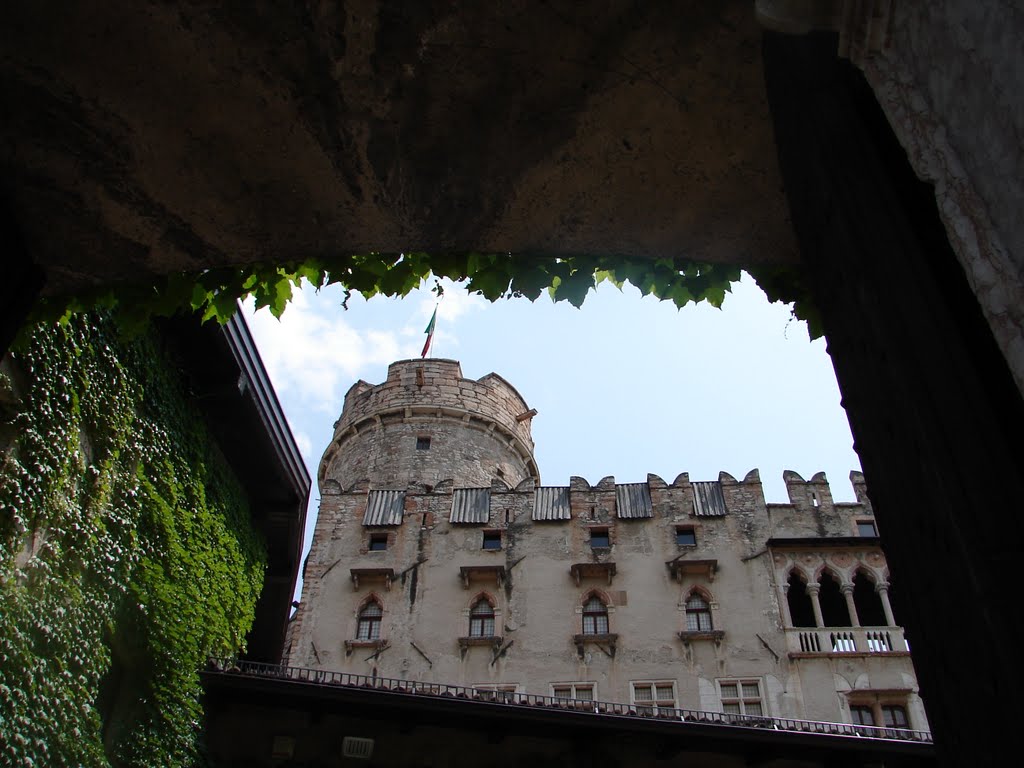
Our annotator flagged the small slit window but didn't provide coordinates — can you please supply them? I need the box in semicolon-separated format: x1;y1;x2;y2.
416;436;431;450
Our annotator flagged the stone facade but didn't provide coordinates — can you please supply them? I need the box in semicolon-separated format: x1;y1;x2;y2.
287;359;929;735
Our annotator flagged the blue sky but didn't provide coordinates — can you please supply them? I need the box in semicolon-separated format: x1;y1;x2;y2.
243;272;861;589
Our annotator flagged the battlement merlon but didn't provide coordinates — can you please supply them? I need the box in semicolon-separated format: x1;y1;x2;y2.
333;359;537;451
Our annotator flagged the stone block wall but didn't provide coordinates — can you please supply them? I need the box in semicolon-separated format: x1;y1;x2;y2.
318;359;540;492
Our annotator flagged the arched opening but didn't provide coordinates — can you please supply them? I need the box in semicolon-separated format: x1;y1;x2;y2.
582;594;609;635
852;570;886;627
684;592;713;632
468;597;496;638
818;571;851;628
787;571;816;628
356;600;383;640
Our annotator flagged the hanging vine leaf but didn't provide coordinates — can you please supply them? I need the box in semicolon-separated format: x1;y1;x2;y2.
23;254;821;345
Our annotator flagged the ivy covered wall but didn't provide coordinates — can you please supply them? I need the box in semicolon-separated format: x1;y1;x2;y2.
0;314;267;767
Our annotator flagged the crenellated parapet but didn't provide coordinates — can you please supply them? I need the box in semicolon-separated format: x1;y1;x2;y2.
319;359;540;492
768;470;876;539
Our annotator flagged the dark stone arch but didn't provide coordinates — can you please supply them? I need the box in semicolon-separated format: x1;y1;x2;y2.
852;570;886;627
818;571;850;628
787;571;816;628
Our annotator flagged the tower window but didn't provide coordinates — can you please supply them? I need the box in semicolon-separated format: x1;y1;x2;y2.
589;528;610;549
482;531;502;550
416;436;431;450
368;533;388;552
676;526;697;547
857;520;878;537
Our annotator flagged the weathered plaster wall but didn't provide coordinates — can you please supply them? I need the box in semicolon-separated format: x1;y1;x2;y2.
288;468;924;730
1;0;795;301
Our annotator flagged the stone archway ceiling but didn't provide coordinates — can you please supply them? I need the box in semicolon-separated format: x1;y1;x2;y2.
1;0;797;298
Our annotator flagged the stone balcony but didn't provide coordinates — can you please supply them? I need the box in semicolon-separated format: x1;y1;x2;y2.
785;626;909;657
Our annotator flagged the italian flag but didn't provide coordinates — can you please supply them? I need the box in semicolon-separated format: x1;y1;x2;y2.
421;307;437;358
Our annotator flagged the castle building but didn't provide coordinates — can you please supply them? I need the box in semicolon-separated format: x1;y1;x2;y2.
284;358;929;739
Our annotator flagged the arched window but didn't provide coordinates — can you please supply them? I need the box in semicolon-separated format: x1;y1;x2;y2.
356;600;383;640
582;595;609;635
852;570;887;626
469;598;496;637
685;593;713;632
787;571;816;628
818;571;851;627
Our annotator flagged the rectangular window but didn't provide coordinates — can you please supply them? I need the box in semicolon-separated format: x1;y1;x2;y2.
482;530;502;550
474;684;518;703
857;520;878;537
589;527;610;549
675;525;696;547
719;679;763;717
882;704;909;729
631;682;676;715
850;705;876;726
368;533;388;551
552;683;594;702
416;436;431;450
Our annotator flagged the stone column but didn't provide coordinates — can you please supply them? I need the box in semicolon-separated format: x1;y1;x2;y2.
779;583;794;628
806;583;824;628
842;584;860;627
876;582;896;627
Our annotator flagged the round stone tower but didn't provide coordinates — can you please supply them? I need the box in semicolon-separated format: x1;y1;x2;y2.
318;359;540;491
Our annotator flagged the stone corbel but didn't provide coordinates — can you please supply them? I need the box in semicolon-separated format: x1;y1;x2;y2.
459;565;506;589
350;568;395;591
569;562;617;587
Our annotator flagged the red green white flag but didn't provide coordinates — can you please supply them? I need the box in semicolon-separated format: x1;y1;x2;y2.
421;307;437;358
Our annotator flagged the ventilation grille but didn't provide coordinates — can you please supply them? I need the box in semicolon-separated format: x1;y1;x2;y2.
342;736;375;759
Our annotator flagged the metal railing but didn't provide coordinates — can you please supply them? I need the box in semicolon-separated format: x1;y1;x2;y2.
206;658;932;744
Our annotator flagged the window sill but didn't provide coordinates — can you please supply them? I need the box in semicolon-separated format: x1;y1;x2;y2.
573;633;618;658
344;639;389;655
458;635;503;649
569;561;616;586
677;630;725;645
459;564;507;589
665;558;718;582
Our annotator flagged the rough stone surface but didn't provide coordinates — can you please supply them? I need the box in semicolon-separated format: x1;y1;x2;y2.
1;0;794;299
288;362;927;732
861;1;1024;394
320;359;538;491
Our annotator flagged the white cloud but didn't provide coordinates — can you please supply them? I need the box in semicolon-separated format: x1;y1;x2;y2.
243;284;419;414
292;430;313;464
404;278;486;333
